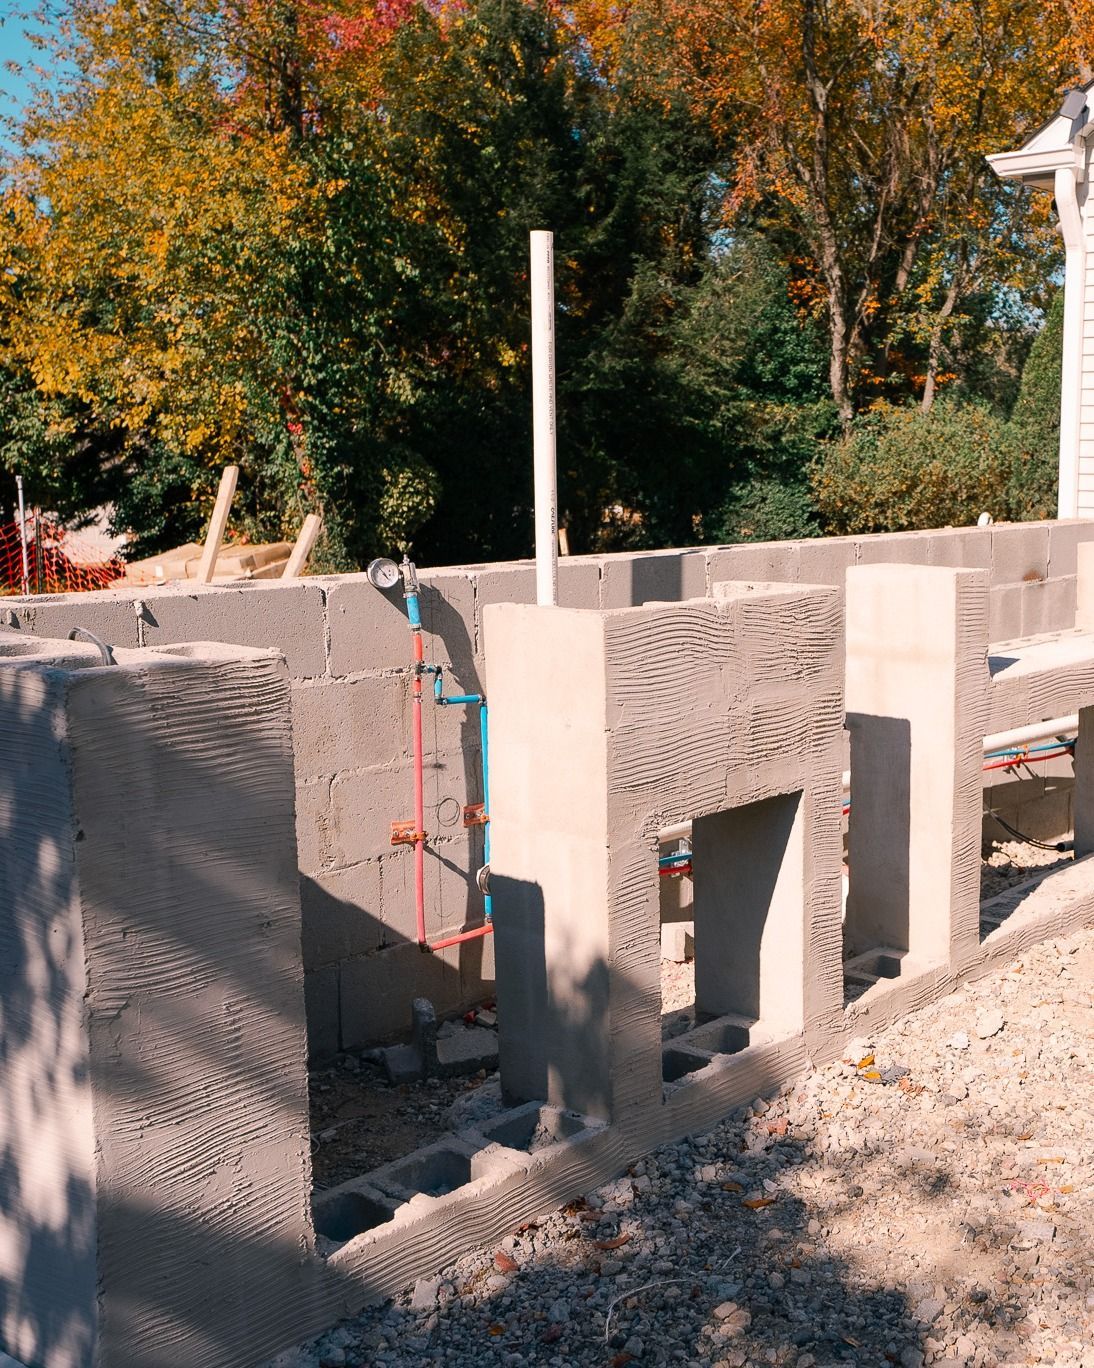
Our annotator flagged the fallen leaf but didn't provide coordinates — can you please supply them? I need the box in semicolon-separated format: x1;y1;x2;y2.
1058;1185;1075;1194
843;1334;862;1348
860;1070;882;1082
742;1197;776;1210
856;1054;875;1068
1037;1157;1064;1165
494;1251;519;1273
488;1324;505;1336
593;1233;632;1251
721;1181;743;1192
610;1356;635;1367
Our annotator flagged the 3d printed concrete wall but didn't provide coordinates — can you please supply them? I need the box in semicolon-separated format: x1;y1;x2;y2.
0;635;317;1368
3;520;1092;1060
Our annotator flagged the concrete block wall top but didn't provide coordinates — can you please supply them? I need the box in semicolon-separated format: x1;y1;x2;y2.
0;637;316;1368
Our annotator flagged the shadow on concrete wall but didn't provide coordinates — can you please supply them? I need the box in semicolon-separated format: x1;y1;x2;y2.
845;715;911;959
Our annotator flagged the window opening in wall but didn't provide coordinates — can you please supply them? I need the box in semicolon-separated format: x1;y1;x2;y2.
658;792;805;1087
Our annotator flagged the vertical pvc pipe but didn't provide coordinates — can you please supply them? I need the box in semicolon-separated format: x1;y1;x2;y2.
480;701;492;922
1055;166;1085;519
15;475;29;597
407;591;427;948
530;230;558;607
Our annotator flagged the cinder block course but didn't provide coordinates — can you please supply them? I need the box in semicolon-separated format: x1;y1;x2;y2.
137;580;327;677
292;676;407;780
1047;518;1094;578
707;541;800;585
796;537;857;585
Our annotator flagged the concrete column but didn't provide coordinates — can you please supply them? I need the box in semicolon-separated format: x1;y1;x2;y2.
1073;704;1094;857
0;639;317;1368
845;565;989;973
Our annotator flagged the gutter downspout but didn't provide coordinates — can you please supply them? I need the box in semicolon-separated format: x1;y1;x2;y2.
1056;161;1085;520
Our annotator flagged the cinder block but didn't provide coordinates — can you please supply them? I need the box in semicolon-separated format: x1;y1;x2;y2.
291;676;407;780
707;542;799;585
796;537;856;585
327;574;415;676
990;522;1050;587
925;527;992;569
300;861;384;970
381;838;485;946
135;580;327;677
557;558;602;608
17;587;142;648
296;776;334;876
305;963;341;1060
599;550;706;608
661;921;694;962
855;531;930;566
419;569;477;682
1047;519;1094;579
988;583;1026;643
1022;576;1076;637
330;764;415;865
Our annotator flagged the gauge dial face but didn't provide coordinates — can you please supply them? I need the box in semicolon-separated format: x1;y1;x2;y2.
367;557;400;590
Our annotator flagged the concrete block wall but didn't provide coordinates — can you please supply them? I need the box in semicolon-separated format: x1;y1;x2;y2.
7;519;1094;1055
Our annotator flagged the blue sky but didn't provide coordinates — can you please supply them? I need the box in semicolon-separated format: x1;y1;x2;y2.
0;4;59;149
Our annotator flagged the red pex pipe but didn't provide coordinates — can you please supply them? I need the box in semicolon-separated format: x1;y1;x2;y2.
430;923;495;952
412;626;427;948
981;747;1074;774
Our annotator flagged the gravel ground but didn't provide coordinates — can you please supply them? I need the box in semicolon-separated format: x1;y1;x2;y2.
286;925;1094;1368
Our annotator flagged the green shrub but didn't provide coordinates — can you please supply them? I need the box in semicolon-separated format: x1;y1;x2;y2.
811;398;1035;534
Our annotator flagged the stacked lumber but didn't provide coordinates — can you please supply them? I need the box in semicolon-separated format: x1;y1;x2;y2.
117;541;293;586
113;468;323;586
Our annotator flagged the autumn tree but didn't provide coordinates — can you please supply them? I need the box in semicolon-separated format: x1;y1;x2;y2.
573;0;1081;420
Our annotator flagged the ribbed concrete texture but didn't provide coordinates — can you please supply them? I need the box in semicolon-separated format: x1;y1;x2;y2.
0;636;318;1368
486;582;845;1125
4;520;1093;1057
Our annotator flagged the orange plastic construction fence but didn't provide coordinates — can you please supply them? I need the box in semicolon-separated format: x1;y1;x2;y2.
0;514;124;596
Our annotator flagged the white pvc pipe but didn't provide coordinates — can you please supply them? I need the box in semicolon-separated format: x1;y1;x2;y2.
1054;165;1084;520
530;230;558;607
657;713;1081;843
15;475;29;597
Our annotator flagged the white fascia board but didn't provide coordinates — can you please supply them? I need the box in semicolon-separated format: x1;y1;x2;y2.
987;145;1076;186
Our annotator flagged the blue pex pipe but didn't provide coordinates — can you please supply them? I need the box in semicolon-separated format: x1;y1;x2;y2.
406;591;422;629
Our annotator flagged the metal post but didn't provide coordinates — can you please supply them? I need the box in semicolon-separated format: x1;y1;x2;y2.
15;476;29;597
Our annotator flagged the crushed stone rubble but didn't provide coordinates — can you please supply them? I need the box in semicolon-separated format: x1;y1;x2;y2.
283;929;1094;1368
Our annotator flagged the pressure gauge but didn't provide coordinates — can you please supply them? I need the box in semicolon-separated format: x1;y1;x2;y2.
367;557;400;590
